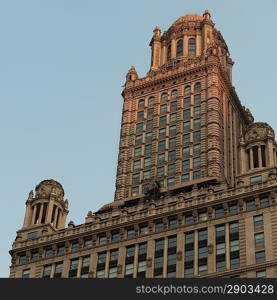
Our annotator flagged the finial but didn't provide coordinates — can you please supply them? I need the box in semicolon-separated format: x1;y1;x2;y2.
203;9;211;19
126;65;138;81
28;190;33;201
68;220;75;228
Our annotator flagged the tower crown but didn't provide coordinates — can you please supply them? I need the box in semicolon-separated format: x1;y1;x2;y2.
21;179;68;234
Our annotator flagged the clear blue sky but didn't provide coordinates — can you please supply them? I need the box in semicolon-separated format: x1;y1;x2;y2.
0;0;276;277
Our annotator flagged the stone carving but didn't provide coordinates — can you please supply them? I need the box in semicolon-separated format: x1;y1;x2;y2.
68;220;75;228
147;258;152;268
208;244;214;254
144;180;161;201
242;106;254;123
35;179;64;199
245;122;275;144
177;251;182;261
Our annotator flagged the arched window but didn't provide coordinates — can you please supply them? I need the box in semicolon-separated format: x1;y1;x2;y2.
148;96;155;105
161;93;169;101
195;82;201;91
167;44;171;61
184;85;191;95
171;89;178;98
138;99;145;107
188;38;196;56
176;39;183;57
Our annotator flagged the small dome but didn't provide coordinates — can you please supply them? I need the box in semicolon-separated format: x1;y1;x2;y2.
35;179;64;198
245;122;275;144
173;14;204;26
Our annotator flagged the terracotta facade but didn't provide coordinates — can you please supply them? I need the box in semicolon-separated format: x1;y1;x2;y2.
9;11;277;278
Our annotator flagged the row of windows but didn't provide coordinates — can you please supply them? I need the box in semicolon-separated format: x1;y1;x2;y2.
132;145;201;169
20;215;268;278
134;131;201;149
135;107;201;133
137;83;201;108
167;37;196;59
17;202;268;267
136;95;201;119
132;157;201;180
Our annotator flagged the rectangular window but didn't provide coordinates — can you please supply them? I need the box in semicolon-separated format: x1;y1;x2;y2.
134;147;142;157
198;212;207;222
169;138;176;148
69;259;79;278
183;109;191;119
99;235;108;245
147;108;154;116
193;131;201;141
125;263;134;277
193;118;201;129
108;267;118;278
193;157;201;168
160;104;167;113
182;159;190;171
194;106;201;116
194;94;201;104
168;150;176;161
145;132;153;142
185;214;194;225
168;163;176;175
132;173;140;184
145;144;152;154
112;232;120;243
183;121;190;131
184;97;191;106
157;166;164;177
158;140;166;151
110;249;119;262
140;224;148;236
159;128;166;137
22;269;30;278
159;116;166;126
198;264;208;275
27;231;38;240
135;135;142;145
158;153;165;163
170;113;177;122
137;111;144;120
133;159;141;170
169;217;177;229
84;238;93;248
167;177;175;186
57;245;65;255
193;170;201;179
19;254;27;265
169;125;177;136
155;220;164;232
255;232;264;247
183;133;190;144
54;262;63;278
143;170;151;179
215;207;224;218
182;173;190;182
31;251;39;262
136;122;143;132
255;251;266;263
229;203;238;215
42;265;52;278
131;186;139;196
260;196;269;208
146;119;153;129
170;101;178;111
246;199;255;211
71;240;80;252
254;215;264;228
183;146;190;157
256;270;267;278
127;228;135;239
45;247;53;258
193;144;201;155
144;157;151;167
250;175;262;184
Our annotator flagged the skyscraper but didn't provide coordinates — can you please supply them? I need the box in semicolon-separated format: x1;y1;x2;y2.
9;11;277;278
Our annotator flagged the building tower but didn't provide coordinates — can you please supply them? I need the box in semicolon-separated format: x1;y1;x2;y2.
16;180;68;246
9;11;277;279
115;10;254;203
